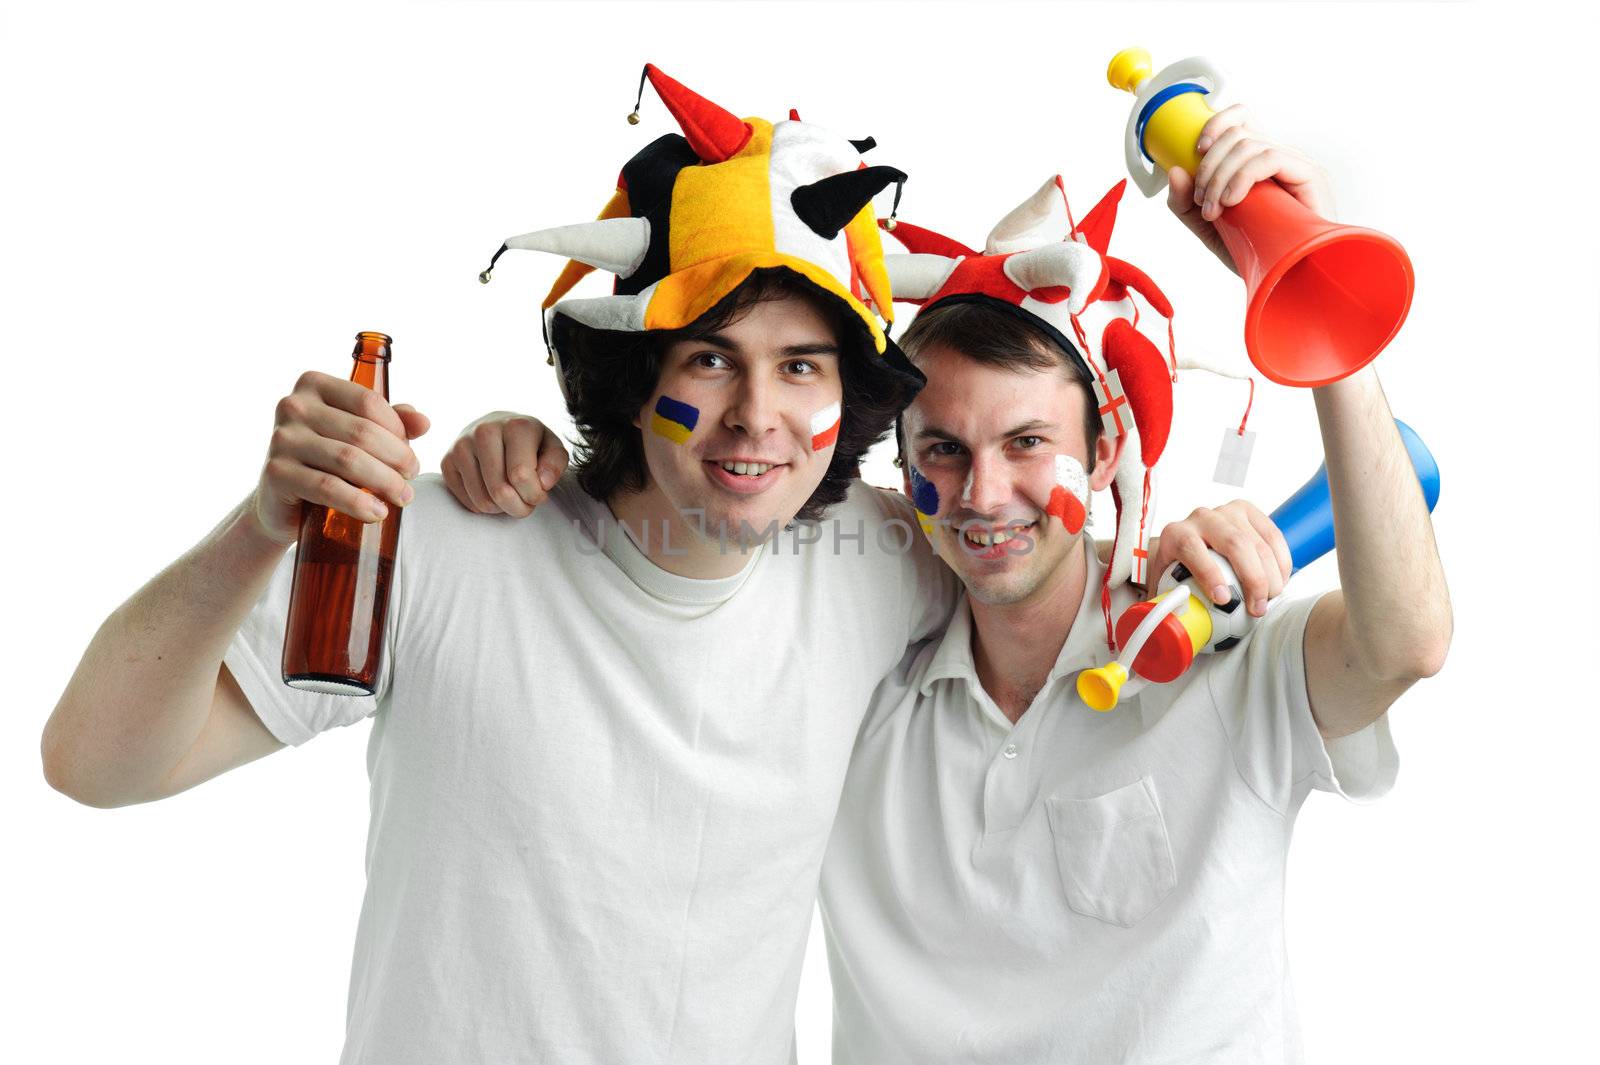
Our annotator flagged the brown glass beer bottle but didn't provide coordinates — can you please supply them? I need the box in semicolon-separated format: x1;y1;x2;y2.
281;331;403;696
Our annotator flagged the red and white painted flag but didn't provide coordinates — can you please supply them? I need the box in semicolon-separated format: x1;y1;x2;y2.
1047;454;1089;534
810;402;841;451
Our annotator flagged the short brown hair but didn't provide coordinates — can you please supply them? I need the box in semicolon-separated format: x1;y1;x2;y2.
897;298;1101;469
556;269;921;522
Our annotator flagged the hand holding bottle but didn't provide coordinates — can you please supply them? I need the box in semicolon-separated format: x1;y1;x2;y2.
275;332;420;695
248;369;431;548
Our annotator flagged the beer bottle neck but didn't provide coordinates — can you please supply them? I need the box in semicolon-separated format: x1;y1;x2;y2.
350;331;392;397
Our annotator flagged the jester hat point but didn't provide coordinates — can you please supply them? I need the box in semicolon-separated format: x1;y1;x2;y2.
482;63;922;401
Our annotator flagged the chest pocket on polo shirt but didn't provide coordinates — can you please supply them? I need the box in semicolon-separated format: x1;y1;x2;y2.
1045;775;1177;928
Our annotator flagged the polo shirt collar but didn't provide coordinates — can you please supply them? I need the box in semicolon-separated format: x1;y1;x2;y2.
918;538;1112;698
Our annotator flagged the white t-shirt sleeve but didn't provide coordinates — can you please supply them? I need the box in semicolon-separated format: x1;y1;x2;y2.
221;543;391;747
1205;591;1398;814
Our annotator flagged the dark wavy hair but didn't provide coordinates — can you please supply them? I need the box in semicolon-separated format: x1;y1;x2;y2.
555;269;922;523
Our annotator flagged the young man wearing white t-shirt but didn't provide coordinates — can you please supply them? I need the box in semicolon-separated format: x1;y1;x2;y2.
40;96;966;1063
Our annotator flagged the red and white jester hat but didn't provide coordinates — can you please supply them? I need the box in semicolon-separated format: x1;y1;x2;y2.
882;177;1209;648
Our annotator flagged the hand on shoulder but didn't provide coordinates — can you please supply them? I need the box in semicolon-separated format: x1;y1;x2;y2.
441;411;571;517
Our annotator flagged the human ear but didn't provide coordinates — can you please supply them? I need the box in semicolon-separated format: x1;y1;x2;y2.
1088;430;1126;493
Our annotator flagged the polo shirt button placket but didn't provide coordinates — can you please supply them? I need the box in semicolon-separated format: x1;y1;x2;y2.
1002;743;1019;760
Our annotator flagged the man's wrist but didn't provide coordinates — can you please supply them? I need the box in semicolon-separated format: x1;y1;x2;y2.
230;495;297;559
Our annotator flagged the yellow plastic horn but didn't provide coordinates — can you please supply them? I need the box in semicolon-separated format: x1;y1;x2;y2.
1076;661;1129;713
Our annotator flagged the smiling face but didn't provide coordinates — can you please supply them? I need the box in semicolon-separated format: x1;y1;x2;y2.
632;291;845;546
903;341;1122;607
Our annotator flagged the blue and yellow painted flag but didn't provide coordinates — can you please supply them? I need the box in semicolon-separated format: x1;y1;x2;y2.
650;395;699;445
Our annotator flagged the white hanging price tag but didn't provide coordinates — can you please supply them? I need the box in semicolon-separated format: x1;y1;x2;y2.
1213;427;1256;487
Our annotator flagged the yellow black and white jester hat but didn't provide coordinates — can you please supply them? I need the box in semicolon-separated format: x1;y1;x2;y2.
480;63;924;401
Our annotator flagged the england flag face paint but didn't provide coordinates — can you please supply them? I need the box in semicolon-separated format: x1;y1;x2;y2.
1047;453;1089;534
809;402;841;452
650;395;699;445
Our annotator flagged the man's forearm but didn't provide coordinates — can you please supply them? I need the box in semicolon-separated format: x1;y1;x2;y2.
42;495;290;806
1312;366;1452;680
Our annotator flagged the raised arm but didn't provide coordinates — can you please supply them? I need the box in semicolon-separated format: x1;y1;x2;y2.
42;373;428;807
1174;106;1452;738
1299;370;1450;735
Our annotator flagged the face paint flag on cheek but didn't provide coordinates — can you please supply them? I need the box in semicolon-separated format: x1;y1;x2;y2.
908;464;940;539
1047;454;1089;534
650;395;699;445
809;402;841;451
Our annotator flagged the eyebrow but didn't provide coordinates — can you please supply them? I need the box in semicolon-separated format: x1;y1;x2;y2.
914;418;1057;445
694;333;842;359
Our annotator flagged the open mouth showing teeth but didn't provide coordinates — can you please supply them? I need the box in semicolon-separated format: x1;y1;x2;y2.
719;461;774;477
963;521;1036;548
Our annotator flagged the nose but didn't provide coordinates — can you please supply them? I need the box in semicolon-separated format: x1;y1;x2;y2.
723;372;781;439
962;451;1013;518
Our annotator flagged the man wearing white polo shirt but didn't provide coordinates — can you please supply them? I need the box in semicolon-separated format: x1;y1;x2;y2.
818;120;1450;1062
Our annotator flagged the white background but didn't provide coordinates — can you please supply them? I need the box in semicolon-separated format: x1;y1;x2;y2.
5;1;1596;1062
